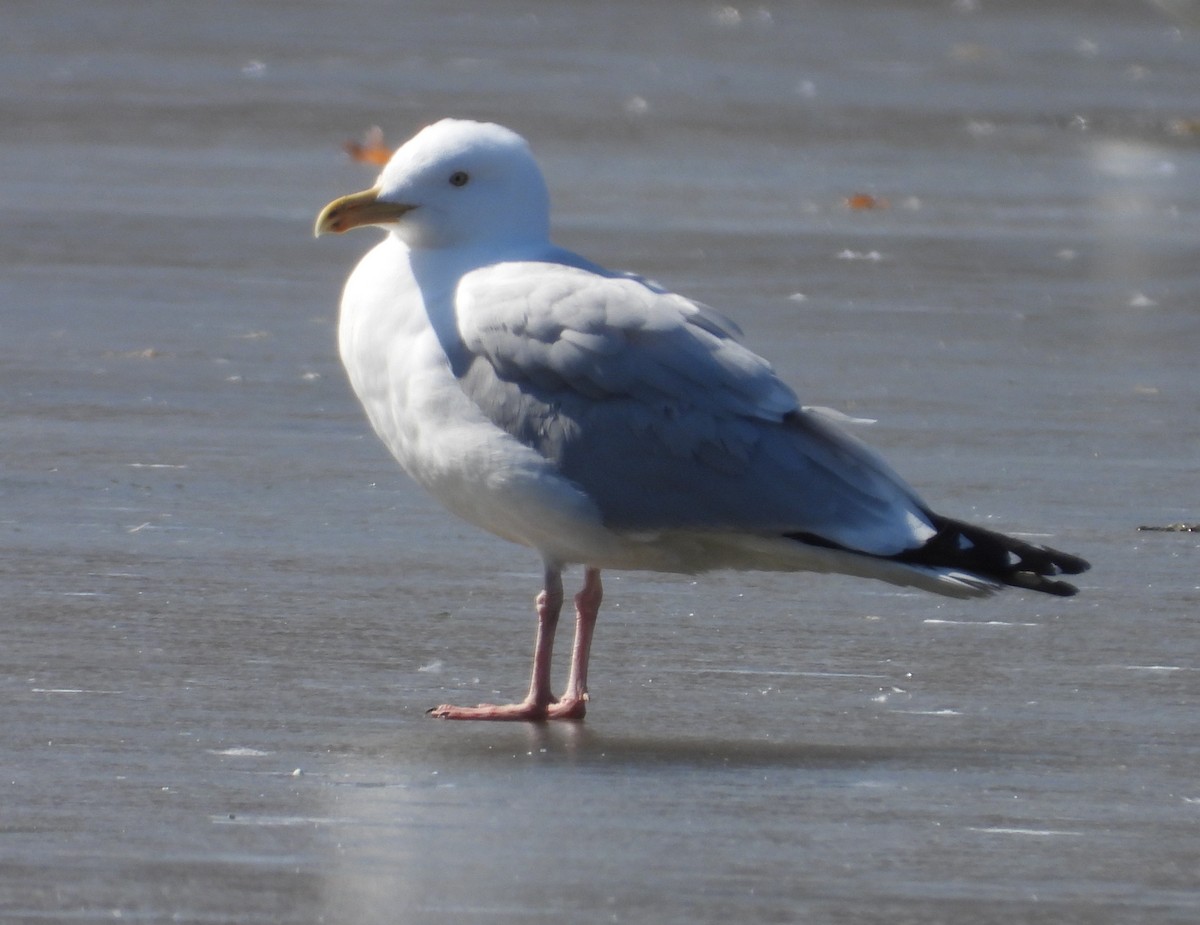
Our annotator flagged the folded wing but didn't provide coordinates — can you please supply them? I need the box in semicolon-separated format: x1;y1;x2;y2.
454;262;936;556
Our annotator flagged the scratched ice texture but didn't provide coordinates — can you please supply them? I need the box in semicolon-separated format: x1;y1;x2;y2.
2;1;1198;923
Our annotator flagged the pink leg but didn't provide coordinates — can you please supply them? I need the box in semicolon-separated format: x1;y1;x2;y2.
428;566;603;722
549;567;603;720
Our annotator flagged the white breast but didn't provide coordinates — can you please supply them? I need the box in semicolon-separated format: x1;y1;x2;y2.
336;238;617;564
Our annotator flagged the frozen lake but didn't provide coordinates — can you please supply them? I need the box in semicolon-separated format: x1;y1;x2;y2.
3;1;1198;922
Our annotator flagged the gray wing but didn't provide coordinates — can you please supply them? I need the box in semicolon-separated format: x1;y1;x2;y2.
454;261;935;556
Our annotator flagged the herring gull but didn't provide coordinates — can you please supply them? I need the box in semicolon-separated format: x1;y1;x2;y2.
314;118;1089;721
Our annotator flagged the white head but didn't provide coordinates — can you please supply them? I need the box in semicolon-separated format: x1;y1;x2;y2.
315;119;550;251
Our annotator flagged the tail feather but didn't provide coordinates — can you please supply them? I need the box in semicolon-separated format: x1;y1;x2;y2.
891;514;1090;597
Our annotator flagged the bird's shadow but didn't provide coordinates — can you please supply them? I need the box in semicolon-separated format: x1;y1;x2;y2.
404;719;1020;775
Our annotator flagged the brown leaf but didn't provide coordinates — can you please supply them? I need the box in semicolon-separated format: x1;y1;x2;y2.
343;126;393;166
843;192;889;211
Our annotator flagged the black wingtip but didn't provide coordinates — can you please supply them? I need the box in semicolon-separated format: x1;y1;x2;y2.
1007;570;1082;597
1046;549;1091;577
895;515;1090;597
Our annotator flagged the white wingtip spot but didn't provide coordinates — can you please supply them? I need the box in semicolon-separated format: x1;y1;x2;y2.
907;511;937;545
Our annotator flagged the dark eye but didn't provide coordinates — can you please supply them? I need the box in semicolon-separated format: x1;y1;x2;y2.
449;171;470;187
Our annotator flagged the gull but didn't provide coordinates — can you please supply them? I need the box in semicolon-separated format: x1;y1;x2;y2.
314;119;1089;721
